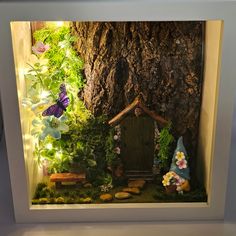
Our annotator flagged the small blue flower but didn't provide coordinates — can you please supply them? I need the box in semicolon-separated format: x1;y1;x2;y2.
32;116;69;140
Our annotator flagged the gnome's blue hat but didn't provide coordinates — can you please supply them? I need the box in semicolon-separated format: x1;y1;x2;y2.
170;136;190;180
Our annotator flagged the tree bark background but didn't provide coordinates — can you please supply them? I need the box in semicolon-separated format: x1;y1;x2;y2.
71;22;204;164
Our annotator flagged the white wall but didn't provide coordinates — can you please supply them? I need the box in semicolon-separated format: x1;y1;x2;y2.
11;22;44;199
197;21;223;196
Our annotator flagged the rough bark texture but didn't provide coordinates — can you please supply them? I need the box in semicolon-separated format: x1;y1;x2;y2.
71;22;204;162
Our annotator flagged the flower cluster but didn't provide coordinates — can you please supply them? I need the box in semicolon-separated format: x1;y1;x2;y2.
175;151;187;169
32;41;50;55
100;183;113;193
113;125;121;155
32;116;69;140
162;171;185;187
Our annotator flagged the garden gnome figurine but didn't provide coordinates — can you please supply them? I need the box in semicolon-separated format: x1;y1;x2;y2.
162;136;190;193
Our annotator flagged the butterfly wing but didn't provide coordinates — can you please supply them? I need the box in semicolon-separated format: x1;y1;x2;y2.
42;84;69;118
60;83;66;94
42;104;58;116
53;106;64;118
42;104;64;118
59;84;70;108
61;97;70;108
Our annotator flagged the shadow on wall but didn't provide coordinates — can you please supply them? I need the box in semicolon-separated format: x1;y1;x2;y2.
0;95;3;142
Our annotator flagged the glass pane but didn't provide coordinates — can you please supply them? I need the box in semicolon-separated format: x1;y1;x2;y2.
11;21;213;206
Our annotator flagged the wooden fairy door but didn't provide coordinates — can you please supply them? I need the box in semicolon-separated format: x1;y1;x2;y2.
121;115;154;175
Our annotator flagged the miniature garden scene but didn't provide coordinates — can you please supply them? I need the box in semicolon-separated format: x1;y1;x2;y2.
20;21;207;205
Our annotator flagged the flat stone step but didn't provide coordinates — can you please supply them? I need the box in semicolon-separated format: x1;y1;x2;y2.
128;177;153;182
126;171;154;181
50;172;86;188
126;170;153;173
50;173;86;182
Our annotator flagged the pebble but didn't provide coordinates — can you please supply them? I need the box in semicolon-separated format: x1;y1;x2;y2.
128;179;146;189
122;187;140;195
115;192;132;200
100;194;113;202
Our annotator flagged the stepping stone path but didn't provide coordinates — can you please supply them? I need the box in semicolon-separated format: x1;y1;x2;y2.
128;179;146;189
100;194;113;202
115;192;132;200
122;187;140;195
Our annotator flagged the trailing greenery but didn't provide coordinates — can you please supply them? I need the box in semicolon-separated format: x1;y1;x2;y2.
24;24;115;184
33;25;85;95
23;24;88;174
69;115;112;186
156;122;174;171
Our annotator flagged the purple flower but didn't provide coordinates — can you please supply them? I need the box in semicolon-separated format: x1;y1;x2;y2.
32;42;50;55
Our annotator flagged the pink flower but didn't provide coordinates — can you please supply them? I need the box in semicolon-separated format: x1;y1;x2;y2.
175;175;185;186
32;41;50;55
176;159;187;169
114;147;121;155
114;135;119;140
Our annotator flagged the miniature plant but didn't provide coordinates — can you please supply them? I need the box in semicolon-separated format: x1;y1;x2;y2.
33;182;55;199
23;24;91;173
105;125;121;166
156;122;174;172
25;24;125;200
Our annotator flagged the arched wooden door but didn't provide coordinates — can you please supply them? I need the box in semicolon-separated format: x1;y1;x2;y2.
121;115;154;176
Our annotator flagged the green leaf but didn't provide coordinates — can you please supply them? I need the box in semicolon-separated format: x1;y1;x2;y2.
87;159;97;167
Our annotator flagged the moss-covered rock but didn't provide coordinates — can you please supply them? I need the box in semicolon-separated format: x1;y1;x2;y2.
39;198;49;204
55;197;65;204
32;199;40;205
81;197;92;203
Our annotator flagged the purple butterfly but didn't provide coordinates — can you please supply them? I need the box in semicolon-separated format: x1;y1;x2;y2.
42;84;70;118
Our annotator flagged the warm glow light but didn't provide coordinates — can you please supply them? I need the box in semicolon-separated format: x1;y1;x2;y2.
40;90;50;99
23;134;31;141
46;143;53;150
55;21;64;27
24;144;31;151
55;151;62;159
17;90;22;99
46;21;66;27
18;68;25;78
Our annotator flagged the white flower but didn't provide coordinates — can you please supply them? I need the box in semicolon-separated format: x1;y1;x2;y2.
114;147;121;154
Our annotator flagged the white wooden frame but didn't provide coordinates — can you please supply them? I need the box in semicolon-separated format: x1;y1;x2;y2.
0;1;235;223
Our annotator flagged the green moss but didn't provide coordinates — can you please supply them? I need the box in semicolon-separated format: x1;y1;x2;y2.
80;197;93;204
32;199;40;205
33;181;207;204
156;122;174;172
39;198;49;204
65;198;76;204
153;187;207;202
55;197;65;204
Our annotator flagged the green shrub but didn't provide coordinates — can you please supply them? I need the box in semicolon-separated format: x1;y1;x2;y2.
156;123;174;171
